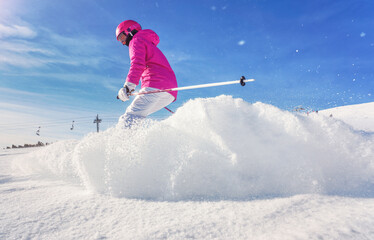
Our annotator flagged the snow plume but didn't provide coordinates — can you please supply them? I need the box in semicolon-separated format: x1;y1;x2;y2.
12;96;374;200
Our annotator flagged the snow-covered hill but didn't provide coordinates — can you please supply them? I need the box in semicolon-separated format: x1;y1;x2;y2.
320;101;374;132
1;96;374;239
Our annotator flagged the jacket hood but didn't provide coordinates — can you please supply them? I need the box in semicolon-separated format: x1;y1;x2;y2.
134;29;160;46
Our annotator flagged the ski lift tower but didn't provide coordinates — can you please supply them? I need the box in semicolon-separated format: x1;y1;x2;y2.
93;114;102;133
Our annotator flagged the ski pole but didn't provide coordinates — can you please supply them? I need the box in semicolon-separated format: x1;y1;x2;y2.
164;107;174;114
130;76;254;96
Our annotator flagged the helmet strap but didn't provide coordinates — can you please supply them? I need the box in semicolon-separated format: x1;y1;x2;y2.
125;29;139;46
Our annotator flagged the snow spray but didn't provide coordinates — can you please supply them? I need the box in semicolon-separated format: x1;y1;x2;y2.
12;95;374;200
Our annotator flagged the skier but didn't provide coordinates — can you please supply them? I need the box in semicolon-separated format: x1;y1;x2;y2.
116;20;178;127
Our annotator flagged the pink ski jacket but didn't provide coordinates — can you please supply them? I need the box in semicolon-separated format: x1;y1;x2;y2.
125;29;178;100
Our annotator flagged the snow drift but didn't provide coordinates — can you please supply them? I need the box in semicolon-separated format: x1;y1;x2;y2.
12;95;374;200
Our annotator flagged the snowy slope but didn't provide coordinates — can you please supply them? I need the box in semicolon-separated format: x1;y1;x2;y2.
320;102;374;132
1;96;374;239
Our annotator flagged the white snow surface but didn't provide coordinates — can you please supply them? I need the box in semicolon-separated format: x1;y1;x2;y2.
1;96;374;239
320;101;374;132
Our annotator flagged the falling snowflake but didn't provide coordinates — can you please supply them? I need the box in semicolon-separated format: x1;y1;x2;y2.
360;32;366;37
238;40;245;46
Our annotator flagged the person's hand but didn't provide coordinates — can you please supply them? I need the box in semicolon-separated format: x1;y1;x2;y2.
117;82;136;102
117;87;130;101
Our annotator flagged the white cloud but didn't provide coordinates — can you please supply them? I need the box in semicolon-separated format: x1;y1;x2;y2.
0;23;37;39
164;50;192;65
0;51;47;68
0;40;53;54
102;82;118;92
0;26;113;69
238;40;246;46
0;87;44;97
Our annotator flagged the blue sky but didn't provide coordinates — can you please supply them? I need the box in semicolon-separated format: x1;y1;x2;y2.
0;0;373;147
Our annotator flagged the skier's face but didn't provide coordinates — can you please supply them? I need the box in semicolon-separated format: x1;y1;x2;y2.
117;32;127;46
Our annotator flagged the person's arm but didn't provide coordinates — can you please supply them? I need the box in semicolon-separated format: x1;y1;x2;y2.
118;38;146;102
125;38;146;86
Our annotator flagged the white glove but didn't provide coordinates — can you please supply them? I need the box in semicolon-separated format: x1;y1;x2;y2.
117;82;136;102
117;87;129;102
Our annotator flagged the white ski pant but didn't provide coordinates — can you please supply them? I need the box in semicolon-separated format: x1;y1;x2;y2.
118;87;175;127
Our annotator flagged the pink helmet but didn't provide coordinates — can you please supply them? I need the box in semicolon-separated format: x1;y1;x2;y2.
116;20;142;40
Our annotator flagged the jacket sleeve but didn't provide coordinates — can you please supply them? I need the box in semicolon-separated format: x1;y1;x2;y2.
125;38;146;86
